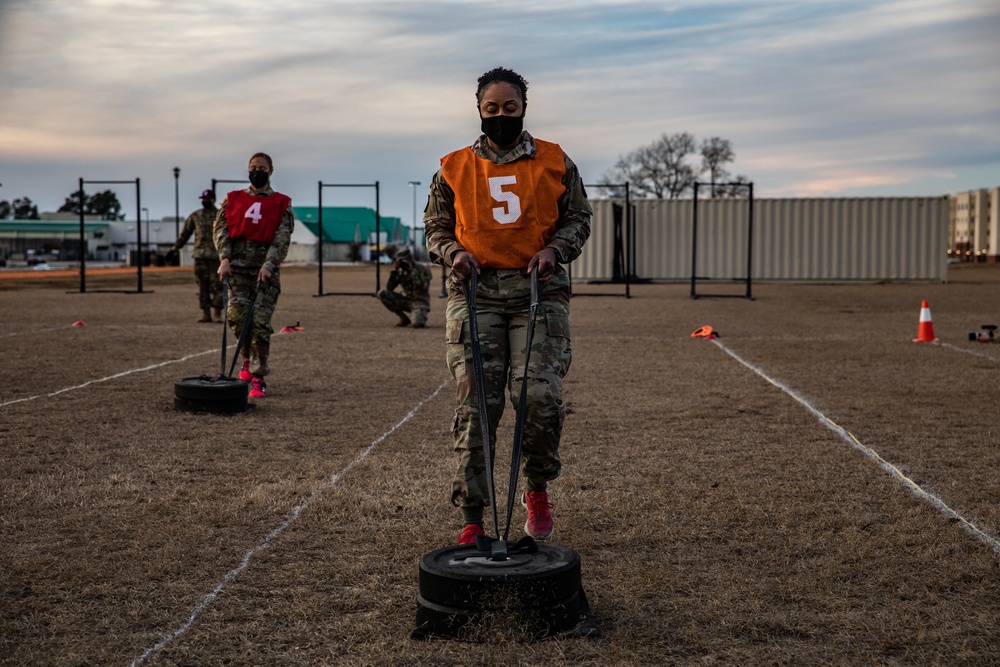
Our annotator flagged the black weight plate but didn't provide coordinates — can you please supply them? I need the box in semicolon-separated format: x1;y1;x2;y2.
174;375;248;401
412;589;582;640
173;395;248;414
418;541;581;608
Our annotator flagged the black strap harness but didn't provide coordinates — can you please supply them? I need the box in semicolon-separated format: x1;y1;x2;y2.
461;269;542;561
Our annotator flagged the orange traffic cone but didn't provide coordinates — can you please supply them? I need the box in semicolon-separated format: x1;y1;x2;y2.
912;300;939;343
691;325;718;340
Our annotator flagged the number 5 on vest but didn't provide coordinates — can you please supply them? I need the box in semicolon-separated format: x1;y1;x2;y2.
488;175;522;224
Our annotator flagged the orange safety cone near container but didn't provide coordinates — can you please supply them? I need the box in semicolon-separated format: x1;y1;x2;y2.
912;300;939;343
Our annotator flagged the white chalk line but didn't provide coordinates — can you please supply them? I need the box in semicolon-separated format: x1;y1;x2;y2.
0;330;308;408
0;349;223;408
939;341;1000;361
0;323;81;339
129;379;449;666
711;338;1000;557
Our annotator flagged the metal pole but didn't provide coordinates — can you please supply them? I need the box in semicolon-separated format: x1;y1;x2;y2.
317;180;324;296
313;181;381;297
625;181;632;299
746;182;754;300
136;178;143;293
173;166;180;237
690;181;699;299
78;177;86;293
77;178;144;294
374;181;381;293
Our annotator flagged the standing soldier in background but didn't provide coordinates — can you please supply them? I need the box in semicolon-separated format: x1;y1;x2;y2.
215;152;294;399
169;189;222;323
377;247;432;328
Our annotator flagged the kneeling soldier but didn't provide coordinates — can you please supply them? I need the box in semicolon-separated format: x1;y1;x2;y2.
377;248;432;328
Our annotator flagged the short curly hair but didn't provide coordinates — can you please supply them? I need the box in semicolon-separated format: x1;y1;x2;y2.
476;67;528;107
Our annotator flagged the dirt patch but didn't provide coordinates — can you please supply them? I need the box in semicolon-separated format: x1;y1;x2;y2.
2;263;999;665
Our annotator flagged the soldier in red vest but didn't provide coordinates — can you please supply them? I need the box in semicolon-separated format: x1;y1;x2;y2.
214;152;295;399
424;67;592;545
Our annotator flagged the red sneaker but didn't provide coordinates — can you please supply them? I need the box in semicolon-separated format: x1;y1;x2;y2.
249;376;267;398
522;491;554;539
239;358;252;381
457;523;485;545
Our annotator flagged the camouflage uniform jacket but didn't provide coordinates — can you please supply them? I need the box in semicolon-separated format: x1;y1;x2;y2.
424;130;592;289
213;185;295;272
386;261;433;308
173;206;220;260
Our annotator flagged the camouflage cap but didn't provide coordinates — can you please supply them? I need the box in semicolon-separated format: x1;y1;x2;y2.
395;248;412;261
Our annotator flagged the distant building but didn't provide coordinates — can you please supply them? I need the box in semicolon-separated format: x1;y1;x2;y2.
292;206;406;262
0;215;106;263
949;187;999;262
0;207;410;266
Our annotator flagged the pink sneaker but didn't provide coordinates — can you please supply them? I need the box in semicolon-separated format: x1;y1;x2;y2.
522;491;554;539
238;358;252;381
249;376;267;398
457;523;485;545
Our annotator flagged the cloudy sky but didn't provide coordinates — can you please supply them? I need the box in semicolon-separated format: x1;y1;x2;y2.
0;0;997;226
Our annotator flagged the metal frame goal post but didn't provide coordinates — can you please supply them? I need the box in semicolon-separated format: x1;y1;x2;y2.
689;180;755;300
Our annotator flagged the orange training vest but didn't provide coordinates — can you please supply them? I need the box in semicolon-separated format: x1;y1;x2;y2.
440;139;566;269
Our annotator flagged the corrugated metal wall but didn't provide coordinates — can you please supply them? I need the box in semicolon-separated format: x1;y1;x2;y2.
576;197;949;282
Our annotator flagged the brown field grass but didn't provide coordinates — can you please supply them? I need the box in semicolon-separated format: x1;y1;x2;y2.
2;263;999;666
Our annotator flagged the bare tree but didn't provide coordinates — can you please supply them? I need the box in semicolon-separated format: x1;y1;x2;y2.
602;132;697;199
602;132;747;200
700;137;734;197
656;132;697;199
714;174;751;199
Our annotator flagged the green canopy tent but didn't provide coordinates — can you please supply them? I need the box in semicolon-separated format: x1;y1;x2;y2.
294;206;401;245
293;205;402;297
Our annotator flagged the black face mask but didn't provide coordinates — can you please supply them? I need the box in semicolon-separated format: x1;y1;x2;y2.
248;170;270;189
202;201;215;209
481;114;523;147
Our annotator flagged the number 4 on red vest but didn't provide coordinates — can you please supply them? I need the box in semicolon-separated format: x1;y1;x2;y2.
225;190;291;244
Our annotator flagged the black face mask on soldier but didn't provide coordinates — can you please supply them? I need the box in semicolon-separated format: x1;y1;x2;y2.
481;114;523;147
248;170;270;189
202;200;214;209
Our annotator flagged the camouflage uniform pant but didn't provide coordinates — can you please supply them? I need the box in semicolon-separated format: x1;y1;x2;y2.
444;269;572;516
226;265;280;377
377;289;429;326
193;258;223;311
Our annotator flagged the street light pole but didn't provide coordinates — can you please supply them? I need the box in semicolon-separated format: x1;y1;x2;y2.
173;167;180;237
